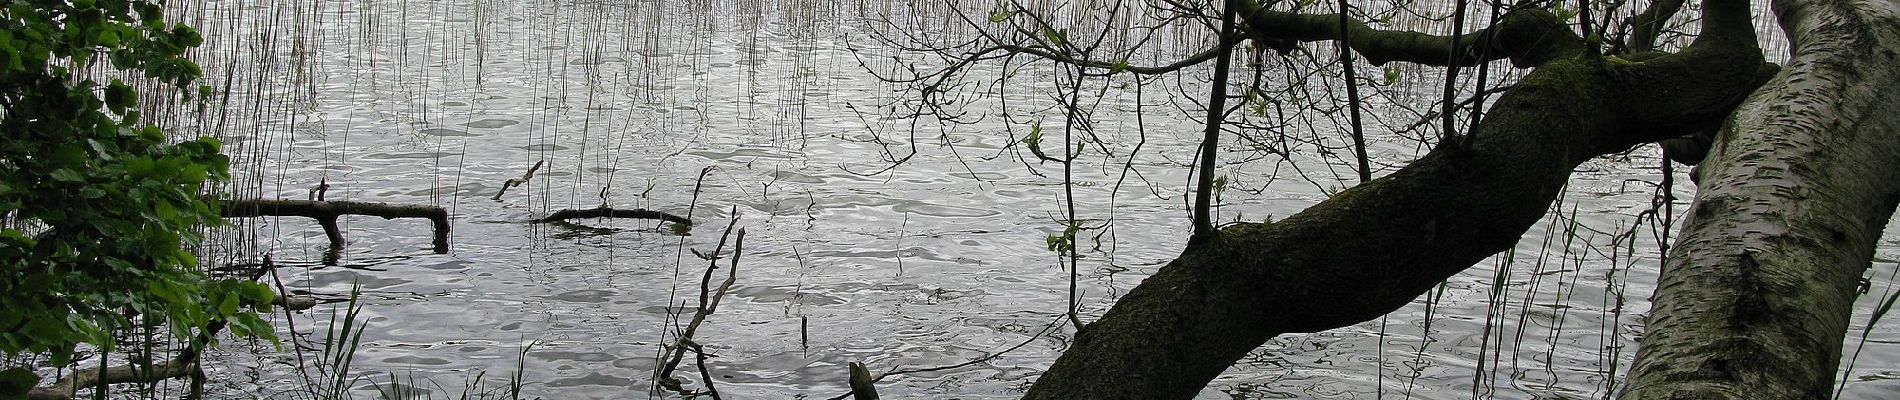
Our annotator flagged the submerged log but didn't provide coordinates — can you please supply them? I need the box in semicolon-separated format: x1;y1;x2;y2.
220;198;450;253
531;206;692;226
25;360;197;400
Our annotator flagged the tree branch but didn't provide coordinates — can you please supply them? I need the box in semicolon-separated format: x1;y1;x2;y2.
1234;0;1586;67
1623;0;1689;51
530;206;692;226
1023;1;1767;397
220;198;451;253
1621;0;1900;396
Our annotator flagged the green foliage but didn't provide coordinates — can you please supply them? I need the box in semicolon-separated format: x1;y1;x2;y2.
1550;4;1581;21
986;8;1014;23
0;0;266;365
1024;121;1049;161
1045;223;1078;256
1041;27;1068;46
0;367;37;398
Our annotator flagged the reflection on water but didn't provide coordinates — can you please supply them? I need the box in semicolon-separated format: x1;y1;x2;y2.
162;0;1900;399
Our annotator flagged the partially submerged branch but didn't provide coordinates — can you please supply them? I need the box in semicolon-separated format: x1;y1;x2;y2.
26;361;197;400
220;198;451;253
530;206;692;226
29;302;241;400
655;213;743;393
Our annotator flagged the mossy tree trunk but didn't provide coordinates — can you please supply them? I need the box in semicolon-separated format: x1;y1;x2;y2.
1021;0;1767;398
1620;0;1900;397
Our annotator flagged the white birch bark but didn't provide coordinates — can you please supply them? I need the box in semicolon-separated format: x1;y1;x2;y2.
1622;0;1900;397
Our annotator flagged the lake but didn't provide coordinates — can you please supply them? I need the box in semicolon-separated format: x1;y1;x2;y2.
156;0;1900;398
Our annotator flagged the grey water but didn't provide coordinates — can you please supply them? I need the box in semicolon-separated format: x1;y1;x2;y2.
165;0;1900;399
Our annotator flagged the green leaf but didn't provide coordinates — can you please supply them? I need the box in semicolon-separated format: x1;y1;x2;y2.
1042;27;1067;46
3;0;233;366
97;29;119;47
1024;121;1049;161
0;367;39;397
217;292;239;317
50;169;83;182
104;79;134;114
987;9;1013;23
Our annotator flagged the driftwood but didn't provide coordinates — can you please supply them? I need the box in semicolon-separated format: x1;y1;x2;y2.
220;198;449;253
532;206;691;226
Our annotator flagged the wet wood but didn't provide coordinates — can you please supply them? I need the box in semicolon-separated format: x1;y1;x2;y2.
220;198;450;253
531;206;691;226
26;360;197;400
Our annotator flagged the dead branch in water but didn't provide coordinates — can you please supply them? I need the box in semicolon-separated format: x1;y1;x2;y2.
26;360;197;400
531;205;691;226
655;210;741;394
28;303;246;399
492;160;544;201
220;198;450;253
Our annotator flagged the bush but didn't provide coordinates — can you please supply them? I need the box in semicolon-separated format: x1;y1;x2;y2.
0;0;272;383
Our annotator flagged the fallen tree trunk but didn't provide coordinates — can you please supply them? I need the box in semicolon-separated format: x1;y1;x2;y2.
1022;0;1764;397
1620;0;1900;397
220;198;450;253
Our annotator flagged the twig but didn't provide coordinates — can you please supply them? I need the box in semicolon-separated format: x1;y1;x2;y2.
689;340;724;400
307;178;330;201
492;160;544;201
655;211;742;392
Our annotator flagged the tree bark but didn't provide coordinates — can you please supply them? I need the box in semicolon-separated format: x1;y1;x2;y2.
1620;0;1900;398
1022;0;1764;398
